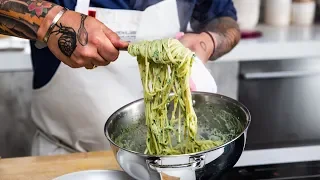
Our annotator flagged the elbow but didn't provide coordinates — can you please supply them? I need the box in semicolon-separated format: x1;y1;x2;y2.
232;22;241;47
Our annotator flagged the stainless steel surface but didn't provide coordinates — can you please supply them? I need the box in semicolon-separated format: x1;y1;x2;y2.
105;92;251;180
0;71;35;158
242;69;320;79
147;155;205;170
239;59;320;150
53;170;134;180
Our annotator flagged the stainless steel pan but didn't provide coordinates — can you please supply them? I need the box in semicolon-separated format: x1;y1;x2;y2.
104;92;251;180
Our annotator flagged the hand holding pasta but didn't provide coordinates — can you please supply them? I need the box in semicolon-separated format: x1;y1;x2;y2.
177;32;214;62
38;8;128;69
128;38;222;155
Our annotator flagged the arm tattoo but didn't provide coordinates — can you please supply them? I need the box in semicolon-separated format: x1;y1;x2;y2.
48;14;88;57
77;14;88;46
0;0;56;39
200;41;206;51
204;17;241;60
50;23;77;57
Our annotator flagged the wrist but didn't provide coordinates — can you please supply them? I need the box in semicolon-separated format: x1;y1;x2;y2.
37;5;64;41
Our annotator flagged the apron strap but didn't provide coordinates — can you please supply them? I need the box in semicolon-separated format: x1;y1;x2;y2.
75;0;90;14
35;128;79;153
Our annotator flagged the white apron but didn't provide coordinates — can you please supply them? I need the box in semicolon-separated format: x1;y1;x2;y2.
31;0;217;156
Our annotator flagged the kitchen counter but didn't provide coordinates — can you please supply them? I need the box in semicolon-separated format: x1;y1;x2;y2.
0;151;120;180
2;147;320;179
0;36;31;72
1;25;320;72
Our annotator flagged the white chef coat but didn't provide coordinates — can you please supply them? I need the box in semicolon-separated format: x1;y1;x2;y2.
31;0;217;156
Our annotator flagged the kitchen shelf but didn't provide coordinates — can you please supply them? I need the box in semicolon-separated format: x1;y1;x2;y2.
217;24;320;63
2;24;320;71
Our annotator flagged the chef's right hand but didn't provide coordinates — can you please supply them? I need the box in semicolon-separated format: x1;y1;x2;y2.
37;6;128;69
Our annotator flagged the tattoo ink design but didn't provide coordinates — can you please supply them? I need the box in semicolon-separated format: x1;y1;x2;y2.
27;0;55;17
51;23;77;57
0;0;56;39
0;14;38;39
77;14;88;46
200;41;206;51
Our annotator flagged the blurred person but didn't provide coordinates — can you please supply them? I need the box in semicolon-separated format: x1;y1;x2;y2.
0;0;240;156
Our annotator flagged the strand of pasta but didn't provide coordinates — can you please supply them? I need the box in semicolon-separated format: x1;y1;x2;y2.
128;38;222;155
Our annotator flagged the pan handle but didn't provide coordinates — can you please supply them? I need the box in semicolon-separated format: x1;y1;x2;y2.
147;155;205;171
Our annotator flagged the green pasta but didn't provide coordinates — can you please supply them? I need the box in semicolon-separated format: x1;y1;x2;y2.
128;38;222;155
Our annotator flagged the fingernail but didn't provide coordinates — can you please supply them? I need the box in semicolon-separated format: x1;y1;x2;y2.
189;78;196;91
175;32;185;40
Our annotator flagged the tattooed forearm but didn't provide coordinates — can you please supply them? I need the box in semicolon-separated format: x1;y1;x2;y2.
0;0;56;39
204;17;241;60
0;14;37;38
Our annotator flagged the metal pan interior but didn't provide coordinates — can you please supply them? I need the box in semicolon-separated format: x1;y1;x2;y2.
105;92;251;157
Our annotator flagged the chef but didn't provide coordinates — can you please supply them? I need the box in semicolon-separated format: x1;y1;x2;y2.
0;0;240;156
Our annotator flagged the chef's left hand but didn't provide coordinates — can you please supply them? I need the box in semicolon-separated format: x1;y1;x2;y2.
175;32;215;92
176;32;214;63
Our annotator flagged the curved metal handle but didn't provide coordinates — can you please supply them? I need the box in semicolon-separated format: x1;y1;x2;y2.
147;156;205;171
241;69;320;80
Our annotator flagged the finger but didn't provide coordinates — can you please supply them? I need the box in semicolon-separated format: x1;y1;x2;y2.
64;55;82;68
189;78;197;91
103;27;129;49
65;61;82;68
175;32;185;40
97;37;120;62
70;53;86;68
91;53;111;66
115;40;129;49
84;63;95;70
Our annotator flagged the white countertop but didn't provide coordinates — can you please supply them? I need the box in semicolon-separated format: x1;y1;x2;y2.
236;145;320;167
219;24;320;62
0;37;32;72
1;24;320;72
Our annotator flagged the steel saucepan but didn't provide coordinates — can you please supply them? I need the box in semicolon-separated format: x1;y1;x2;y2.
104;92;251;180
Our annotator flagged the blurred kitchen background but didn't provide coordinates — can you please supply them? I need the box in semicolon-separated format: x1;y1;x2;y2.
2;0;320;172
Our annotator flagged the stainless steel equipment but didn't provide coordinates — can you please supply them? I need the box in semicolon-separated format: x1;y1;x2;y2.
53;170;134;180
104;92;251;180
239;59;320;150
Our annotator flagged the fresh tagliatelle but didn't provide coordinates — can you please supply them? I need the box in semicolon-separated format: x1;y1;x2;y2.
128;38;221;155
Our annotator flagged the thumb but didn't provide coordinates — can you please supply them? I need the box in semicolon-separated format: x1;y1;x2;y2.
103;27;129;49
112;39;129;49
108;35;129;49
